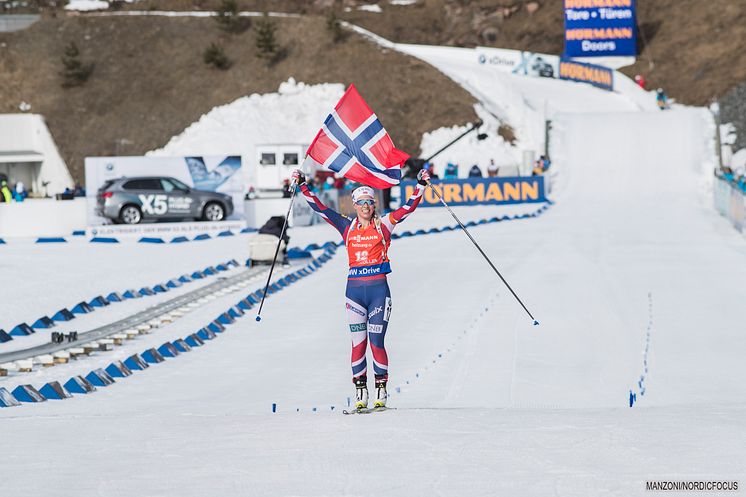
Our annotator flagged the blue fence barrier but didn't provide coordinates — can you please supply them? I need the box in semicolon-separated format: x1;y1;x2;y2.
714;174;745;233
0;259;240;345
0;246;339;408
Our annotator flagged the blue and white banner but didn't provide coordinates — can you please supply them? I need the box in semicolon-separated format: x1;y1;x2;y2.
400;177;546;208
563;0;637;57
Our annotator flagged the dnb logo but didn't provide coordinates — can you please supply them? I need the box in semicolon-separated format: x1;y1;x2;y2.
349;323;367;332
368;324;383;333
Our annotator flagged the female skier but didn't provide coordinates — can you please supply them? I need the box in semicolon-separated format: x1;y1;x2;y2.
292;168;430;409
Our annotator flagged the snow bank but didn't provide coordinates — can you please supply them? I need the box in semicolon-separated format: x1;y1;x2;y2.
65;0;109;11
149;78;344;184
65;0;141;11
419;105;521;176
358;4;383;13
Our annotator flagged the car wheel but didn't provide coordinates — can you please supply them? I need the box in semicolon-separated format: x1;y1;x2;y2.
202;202;225;221
119;205;142;225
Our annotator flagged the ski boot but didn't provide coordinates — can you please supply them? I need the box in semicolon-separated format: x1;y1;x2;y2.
354;376;368;410
373;378;387;408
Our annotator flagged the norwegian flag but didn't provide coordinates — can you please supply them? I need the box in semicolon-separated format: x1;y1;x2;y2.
303;84;409;189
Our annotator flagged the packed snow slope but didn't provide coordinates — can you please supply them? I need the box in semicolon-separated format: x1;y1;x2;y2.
401;42;658;175
1;103;745;495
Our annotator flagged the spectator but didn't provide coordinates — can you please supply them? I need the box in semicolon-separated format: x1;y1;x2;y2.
333;174;346;190
282;178;292;198
532;155;552;176
468;164;483;178
487;159;499;177
634;74;646;89
444;162;459;179
14;181;27;202
0;180;11;203
532;159;543;176
424;162;439;180
656;88;668;110
540;155;551;172
73;183;86;197
738;174;746;193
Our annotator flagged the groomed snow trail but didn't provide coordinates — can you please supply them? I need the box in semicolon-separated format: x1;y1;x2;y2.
2;108;746;495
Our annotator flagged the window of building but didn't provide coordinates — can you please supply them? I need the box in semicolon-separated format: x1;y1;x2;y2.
260;153;276;166
283;153;299;165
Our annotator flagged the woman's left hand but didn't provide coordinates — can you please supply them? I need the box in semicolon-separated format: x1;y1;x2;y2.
417;169;431;186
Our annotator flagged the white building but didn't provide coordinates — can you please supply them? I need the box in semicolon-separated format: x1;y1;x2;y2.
0;114;74;196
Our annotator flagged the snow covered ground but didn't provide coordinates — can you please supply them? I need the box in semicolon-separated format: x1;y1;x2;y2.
2;35;745;497
2;104;744;493
149;79;343;160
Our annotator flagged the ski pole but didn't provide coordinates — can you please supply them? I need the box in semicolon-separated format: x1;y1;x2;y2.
425;180;539;326
255;181;298;322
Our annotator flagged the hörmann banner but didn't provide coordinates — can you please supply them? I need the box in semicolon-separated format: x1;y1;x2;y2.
559;58;614;90
563;0;637;57
400;177;546;208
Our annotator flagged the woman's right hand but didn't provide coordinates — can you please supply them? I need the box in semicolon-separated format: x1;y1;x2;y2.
291;169;306;185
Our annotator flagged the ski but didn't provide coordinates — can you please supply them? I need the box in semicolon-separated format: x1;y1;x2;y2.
342;406;396;415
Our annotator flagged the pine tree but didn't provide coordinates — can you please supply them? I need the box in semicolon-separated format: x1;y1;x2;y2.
204;43;232;70
214;0;250;34
326;10;346;43
60;42;94;88
255;13;278;61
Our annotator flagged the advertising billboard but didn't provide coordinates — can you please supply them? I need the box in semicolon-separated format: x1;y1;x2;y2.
400;177;546;208
477;47;560;79
559;58;614;90
85;155;246;231
563;0;637;57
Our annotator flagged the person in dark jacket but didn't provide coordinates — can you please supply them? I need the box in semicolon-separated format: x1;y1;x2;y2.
468;164;483;178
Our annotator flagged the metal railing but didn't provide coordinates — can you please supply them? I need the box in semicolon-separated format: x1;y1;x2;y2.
0;265;269;364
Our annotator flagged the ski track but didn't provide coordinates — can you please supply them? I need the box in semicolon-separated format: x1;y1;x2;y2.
2;61;746;497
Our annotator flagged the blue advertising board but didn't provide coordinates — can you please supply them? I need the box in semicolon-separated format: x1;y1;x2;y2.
563;0;637;57
400;177;546;208
559;58;614;90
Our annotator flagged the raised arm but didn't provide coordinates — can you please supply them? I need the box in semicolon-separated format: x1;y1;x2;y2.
296;174;352;238
381;170;429;233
